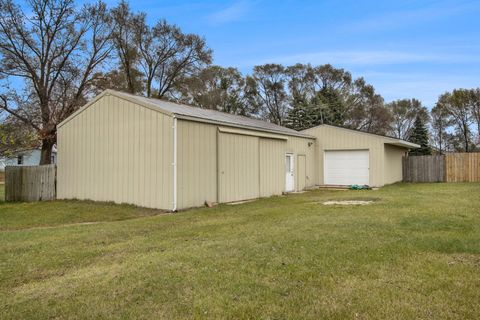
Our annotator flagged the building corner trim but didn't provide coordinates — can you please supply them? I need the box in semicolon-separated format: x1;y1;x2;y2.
172;116;178;212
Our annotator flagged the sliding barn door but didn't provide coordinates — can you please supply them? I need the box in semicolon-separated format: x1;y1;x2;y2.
218;132;259;203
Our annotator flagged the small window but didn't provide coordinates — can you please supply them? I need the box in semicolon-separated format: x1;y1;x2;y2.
17;155;23;165
285;154;292;173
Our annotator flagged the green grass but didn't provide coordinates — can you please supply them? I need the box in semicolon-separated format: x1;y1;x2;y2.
0;199;163;231
1;183;479;319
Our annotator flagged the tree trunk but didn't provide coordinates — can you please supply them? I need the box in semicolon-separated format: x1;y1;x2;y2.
461;121;469;153
146;77;152;98
126;69;135;94
39;137;55;165
124;59;135;94
464;131;469;153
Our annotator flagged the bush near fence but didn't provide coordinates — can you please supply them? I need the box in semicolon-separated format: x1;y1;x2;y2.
5;165;56;202
403;153;480;183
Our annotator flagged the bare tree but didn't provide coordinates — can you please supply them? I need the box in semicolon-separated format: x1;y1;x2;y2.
110;0;145;94
386;99;428;140
312;64;352;96
175;66;253;115
154;32;212;99
286;64;353;105
470;88;480;147
245;64;289;125
0;0;113;164
135;20;180;98
437;89;473;152
430;102;453;154
348;78;392;135
286;64;317;106
285;64;391;133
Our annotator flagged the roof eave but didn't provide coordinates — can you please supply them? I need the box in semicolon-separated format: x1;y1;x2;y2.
59;89;316;139
385;141;420;149
110;90;315;139
303;124;418;148
175;114;316;139
58;90;175;129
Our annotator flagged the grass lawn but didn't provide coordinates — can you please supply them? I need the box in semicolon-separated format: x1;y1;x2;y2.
1;183;479;319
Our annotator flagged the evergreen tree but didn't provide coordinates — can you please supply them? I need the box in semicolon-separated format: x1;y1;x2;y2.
313;87;346;126
409;116;432;155
285;101;320;130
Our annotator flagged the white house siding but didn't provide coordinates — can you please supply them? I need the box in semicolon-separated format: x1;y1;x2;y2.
0;149;58;170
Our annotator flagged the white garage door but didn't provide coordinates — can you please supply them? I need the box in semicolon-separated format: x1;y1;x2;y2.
324;150;369;185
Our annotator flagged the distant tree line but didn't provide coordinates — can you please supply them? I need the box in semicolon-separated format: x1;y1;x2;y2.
1;0;479;163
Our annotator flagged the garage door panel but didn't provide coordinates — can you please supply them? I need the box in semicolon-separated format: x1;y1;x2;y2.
218;133;259;202
325;150;369;185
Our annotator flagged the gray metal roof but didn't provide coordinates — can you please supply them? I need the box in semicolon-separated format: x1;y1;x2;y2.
112;90;314;138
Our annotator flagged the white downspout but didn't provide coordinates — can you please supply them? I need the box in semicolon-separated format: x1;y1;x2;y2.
172;116;178;212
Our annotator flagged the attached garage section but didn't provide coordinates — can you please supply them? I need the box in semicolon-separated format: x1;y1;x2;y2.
324;150;369;185
302;124;419;187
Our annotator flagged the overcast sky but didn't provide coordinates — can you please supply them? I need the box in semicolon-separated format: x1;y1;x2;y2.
125;0;479;107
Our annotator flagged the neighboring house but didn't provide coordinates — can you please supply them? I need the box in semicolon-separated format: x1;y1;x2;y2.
0;147;57;171
57;90;419;211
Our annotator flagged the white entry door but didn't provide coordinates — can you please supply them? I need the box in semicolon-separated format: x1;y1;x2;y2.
285;154;295;192
324;150;369;185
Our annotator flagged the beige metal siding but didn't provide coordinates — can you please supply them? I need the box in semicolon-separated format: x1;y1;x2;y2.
286;136;316;189
176;120;314;208
218;132;260;202
59;95;315;210
259;138;285;197
57;94;173;210
384;144;406;185
303;126;385;187
297;155;306;191
176;120;217;209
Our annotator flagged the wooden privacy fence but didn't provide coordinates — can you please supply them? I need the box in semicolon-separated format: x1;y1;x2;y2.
403;153;480;183
445;153;480;182
403;155;445;182
5;165;56;202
